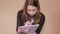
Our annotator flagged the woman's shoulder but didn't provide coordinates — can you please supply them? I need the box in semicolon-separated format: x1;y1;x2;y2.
17;10;23;14
17;10;23;16
39;12;46;24
40;12;46;20
40;12;45;17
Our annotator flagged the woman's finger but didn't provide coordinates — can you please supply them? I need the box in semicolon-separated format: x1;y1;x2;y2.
25;21;31;26
18;27;25;33
30;19;34;24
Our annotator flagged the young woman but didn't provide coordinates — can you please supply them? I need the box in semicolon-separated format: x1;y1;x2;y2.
16;0;45;34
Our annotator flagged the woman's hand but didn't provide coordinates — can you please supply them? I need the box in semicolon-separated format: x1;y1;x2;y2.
18;19;35;34
25;21;31;26
18;27;27;33
25;19;34;26
18;26;30;34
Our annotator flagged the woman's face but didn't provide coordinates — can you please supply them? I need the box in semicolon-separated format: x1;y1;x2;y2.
27;5;37;17
27;5;37;16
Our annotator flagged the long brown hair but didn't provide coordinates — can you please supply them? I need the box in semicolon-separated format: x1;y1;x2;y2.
22;0;41;24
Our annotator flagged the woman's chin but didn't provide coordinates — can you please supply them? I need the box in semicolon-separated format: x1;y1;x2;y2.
30;15;34;17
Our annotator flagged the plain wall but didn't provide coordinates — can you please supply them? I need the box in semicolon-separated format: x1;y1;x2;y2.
0;0;60;34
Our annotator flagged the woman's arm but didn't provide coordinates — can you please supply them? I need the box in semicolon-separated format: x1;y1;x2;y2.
16;10;23;32
35;12;46;34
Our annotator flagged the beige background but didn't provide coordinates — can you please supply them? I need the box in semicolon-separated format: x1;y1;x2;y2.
0;0;60;34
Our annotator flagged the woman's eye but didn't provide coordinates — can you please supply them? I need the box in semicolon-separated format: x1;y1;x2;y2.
27;10;31;11
33;10;35;11
27;9;36;11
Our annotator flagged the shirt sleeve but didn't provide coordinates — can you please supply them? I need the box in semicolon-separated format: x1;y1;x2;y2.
35;13;46;34
16;10;23;32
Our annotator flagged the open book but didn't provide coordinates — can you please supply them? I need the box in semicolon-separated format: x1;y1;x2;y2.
18;24;39;32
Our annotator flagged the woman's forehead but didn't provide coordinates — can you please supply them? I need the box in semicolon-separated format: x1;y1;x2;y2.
27;5;37;10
